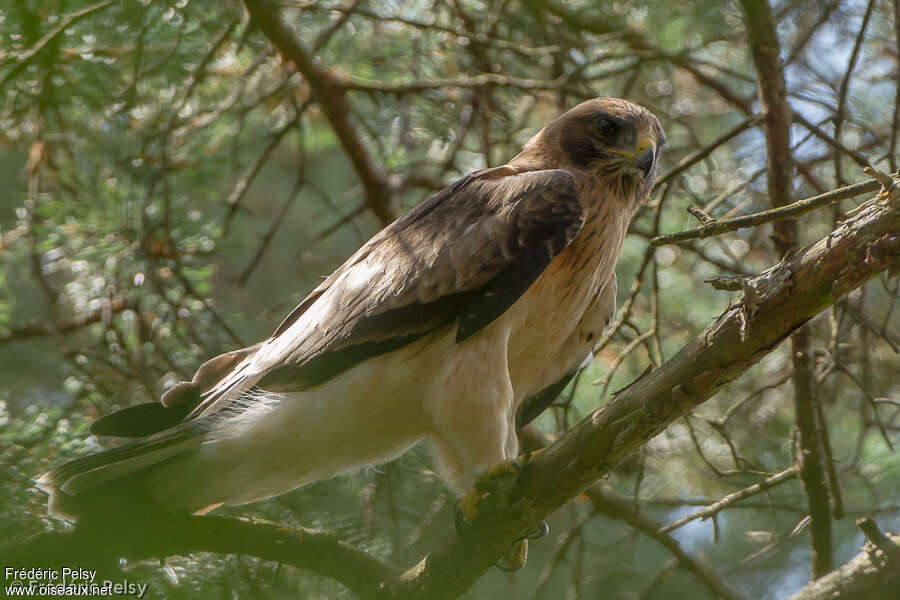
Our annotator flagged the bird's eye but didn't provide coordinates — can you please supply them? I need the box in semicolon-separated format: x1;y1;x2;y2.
595;118;619;138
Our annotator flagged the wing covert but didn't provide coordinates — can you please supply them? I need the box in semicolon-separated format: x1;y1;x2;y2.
256;167;585;390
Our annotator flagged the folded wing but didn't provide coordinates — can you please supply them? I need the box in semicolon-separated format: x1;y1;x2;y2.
247;166;585;395
98;166;585;429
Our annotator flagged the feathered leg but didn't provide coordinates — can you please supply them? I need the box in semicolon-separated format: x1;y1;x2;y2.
426;326;517;494
424;326;531;570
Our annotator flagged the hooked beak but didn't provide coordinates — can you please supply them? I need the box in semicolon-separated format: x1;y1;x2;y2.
607;136;657;177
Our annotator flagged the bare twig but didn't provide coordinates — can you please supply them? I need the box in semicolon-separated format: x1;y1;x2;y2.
657;115;763;186
234;174;305;286
832;0;877;186
519;428;747;600
651;179;881;246
341;73;570;94
589;484;747;600
658;465;798;534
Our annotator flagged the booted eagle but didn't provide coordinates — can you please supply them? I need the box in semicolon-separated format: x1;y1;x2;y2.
39;98;665;523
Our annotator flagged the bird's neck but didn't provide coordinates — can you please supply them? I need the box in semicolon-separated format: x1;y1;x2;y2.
508;152;557;171
508;130;561;170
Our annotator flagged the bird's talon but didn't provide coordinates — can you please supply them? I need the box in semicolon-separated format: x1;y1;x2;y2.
527;520;550;539
487;457;523;479
461;453;548;533
495;539;528;572
454;502;470;537
456;493;481;529
474;457;526;493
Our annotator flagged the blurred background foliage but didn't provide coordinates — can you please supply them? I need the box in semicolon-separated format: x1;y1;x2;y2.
0;0;897;598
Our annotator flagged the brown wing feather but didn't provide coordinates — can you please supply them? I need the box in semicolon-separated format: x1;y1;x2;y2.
252;166;585;390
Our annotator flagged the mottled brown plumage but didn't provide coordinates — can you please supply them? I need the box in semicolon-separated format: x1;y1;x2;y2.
39;98;664;525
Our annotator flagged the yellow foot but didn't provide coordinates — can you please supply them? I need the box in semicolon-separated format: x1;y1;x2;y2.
496;539;528;572
457;489;481;526
455;449;547;531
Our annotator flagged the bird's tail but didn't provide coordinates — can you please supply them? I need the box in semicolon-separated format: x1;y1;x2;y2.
36;426;205;522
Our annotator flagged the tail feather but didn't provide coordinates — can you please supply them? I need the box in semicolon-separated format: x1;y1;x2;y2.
40;434;185;489
62;437;201;495
36;427;205;520
38;376;265;521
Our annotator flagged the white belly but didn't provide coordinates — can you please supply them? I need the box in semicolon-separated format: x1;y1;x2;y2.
149;344;432;510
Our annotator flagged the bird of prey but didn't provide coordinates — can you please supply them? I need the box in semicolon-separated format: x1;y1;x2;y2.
38;98;665;534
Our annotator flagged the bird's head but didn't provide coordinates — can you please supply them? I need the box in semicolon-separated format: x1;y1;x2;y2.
513;97;666;204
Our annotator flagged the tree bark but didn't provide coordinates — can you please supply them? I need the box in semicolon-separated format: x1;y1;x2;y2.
787;524;900;600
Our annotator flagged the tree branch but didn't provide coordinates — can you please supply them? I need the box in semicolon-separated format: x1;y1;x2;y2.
242;0;394;226
657;465;799;535
739;0;834;578
650;179;881;246
524;0;755;115
519;427;747;600
656;115;763;187
0;298;127;345
738;0;796;248
0;0;117;94
787;519;900;600
587;484;747;600
339;73;568;94
383;180;899;599
0;515;398;600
